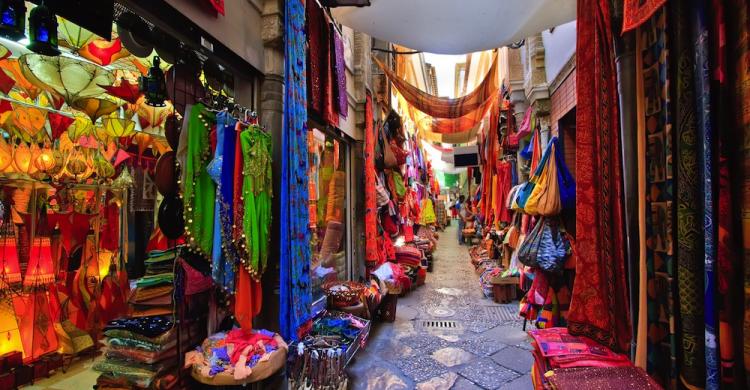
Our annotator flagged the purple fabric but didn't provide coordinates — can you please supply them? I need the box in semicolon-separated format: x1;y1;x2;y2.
333;29;348;118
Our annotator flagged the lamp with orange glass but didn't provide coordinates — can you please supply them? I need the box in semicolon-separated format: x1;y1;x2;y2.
0;235;21;285
23;237;55;286
0;294;24;357
12;290;59;362
11;141;40;178
33;143;60;180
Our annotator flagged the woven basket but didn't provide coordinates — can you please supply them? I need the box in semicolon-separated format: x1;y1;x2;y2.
323;281;367;308
190;334;287;386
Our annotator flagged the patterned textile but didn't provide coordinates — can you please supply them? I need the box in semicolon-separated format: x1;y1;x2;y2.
548;367;663;389
622;0;668;33
414;94;495;134
210;112;237;293
332;30;348;118
373;55;498;118
364;94;378;267
692;1;720;387
280;0;312;342
183;105;216;257
636;9;676;387
306;0;324;114
669;0;706;386
713;1;741;387
568;0;632;354
728;1;750;387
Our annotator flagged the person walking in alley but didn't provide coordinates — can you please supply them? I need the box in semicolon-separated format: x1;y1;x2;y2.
456;195;466;244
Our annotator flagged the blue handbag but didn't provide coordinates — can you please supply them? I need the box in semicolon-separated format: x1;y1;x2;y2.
552;137;576;210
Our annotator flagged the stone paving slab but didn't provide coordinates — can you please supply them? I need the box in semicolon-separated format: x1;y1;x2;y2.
491;346;534;374
456;359;520;389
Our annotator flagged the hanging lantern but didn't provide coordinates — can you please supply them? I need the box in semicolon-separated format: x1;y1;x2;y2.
12;141;40;176
27;3;60;56
102;116;136;138
33;144;58;174
0;136;12;172
139;56;167;107
23;237;54;286
0;236;21;285
0;0;26;41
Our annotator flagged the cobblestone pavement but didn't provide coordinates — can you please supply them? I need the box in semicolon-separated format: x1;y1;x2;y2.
347;223;533;390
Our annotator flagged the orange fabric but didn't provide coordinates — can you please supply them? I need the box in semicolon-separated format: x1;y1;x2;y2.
415;94;496;134
235;268;262;330
374;53;498;118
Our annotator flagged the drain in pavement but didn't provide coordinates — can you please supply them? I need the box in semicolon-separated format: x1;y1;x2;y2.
416;319;464;330
481;305;521;322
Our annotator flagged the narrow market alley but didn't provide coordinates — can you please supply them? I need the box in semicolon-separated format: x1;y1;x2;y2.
348;223;533;390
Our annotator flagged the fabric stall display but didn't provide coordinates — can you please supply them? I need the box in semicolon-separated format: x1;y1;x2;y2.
128;248;178;318
526;327;659;389
185;328;288;386
280;0;313;342
306;0;348;126
287;311;370;390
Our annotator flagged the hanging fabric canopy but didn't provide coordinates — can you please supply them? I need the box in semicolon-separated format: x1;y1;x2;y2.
333;0;576;54
374;55;498;118
419;120;483;144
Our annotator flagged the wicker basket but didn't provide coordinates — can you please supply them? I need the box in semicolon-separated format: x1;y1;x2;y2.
190;334;288;386
322;281;367;308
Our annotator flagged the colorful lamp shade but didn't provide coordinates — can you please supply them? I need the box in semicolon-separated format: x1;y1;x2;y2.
71;97;122;123
134;96;173;133
0;43;11;61
0;236;21;284
8;104;47;142
0;0;26;41
46;111;75;140
139;56;167;107
92;154;114;179
79;38;130;67
18;54;114;105
67;114;93;142
24;237;54;286
0;136;12;172
0;298;23;356
27;3;60;56
12;142;40;176
100;78;142;104
34;144;60;175
57;17;96;50
102;116;136;138
0;59;43;99
13;291;59;362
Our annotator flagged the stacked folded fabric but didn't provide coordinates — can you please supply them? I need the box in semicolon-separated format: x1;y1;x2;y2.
128;249;179;318
94;315;177;389
394;246;422;267
526;327;659;389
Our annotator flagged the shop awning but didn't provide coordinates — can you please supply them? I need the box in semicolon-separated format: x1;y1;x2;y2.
332;0;576;54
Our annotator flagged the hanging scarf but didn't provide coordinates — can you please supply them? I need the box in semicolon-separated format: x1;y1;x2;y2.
727;0;750;387
210;112;237;292
635;9;676;387
568;0;632;354
669;0;706;387
692;1;720;387
280;0;312;342
332;29;348;118
364;94;378;267
184;104;216;257
622;0;668;33
306;0;324;114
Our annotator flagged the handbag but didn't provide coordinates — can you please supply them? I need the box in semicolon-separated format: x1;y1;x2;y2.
390;171;406;199
537;143;562;216
382;127;398;168
515;181;535;210
390;140;408;166
375;174;390;207
518;217;546;267
535;219;569;272
553;137;576;210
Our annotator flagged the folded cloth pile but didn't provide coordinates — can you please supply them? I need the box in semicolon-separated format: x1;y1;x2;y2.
479;267;502;298
128;248;179;318
527;327;642;389
184;328;280;381
394;246;422;267
95;315;177;389
545;366;662;389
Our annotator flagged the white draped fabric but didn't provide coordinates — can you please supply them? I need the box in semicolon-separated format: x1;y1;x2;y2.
332;0;576;54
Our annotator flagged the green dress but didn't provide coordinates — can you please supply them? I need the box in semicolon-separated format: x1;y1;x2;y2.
183;104;216;256
240;126;273;278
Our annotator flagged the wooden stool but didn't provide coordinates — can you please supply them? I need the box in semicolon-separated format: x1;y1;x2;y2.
490;276;520;304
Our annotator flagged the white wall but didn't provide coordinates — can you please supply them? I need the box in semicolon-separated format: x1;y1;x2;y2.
542;20;576;84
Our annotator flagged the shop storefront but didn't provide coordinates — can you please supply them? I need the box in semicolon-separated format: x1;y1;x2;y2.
0;1;288;388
